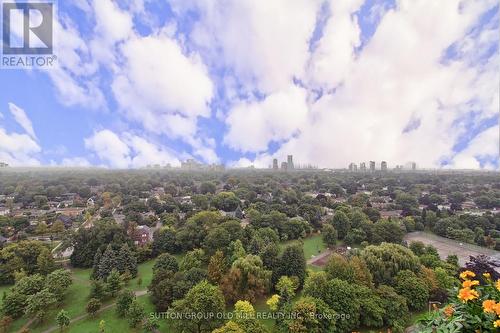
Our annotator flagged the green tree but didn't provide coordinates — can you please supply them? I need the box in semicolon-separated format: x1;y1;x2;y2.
1;292;25;319
199;182;216;194
45;269;72;302
371;220;404;244
274;244;306;286
153;253;178;273
55;309;70;332
86;298;102;317
361;243;420;285
89;280;108;300
322;279;360;332
330;211;351;239
355;286;384;328
212;321;244;333
70;220;131;268
106;269;122;297
283;296;336;333
276;276;298;306
208;250;227;285
322;224;337;247
212;192;240;212
221;255;271;304
325;254;373;288
394;270;429;311
91;249;102;280
116;244;138;277
143;316;160;332
180;249;205;271
231;300;268;333
25;289;56;323
99;320;105;333
170;281;225;333
376;285;410;331
12;274;45;297
116;290;135;317
127;299;145;328
97;244;117;280
228;240;246;264
303;271;329;300
0;240;51;283
36;248;56;275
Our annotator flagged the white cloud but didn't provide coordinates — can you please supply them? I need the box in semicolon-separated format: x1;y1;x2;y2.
224;85;309;152
61;157;92;167
174;0;322;93
243;0;499;169
0;129;40;166
8;103;37;139
307;0;364;89
29;0;499;169
112;32;214;139
0;104;40;166
84;130;181;168
450;126;500;169
84;130;131;168
43;14;105;109
127;135;181;168
93;0;133;43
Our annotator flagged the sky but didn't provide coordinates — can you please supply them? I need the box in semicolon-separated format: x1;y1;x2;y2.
0;0;498;170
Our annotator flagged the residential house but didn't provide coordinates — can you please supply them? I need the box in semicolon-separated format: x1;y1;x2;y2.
380;210;402;219
132;225;153;246
0;207;10;216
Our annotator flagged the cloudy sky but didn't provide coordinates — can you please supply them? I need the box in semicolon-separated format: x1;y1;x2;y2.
0;0;498;169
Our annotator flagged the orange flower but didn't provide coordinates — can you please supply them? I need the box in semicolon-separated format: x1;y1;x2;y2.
443;305;454;318
494;320;500;328
483;272;491;280
460;270;476;280
458;287;479;302
494;303;500;316
462;280;480;288
483;300;496;313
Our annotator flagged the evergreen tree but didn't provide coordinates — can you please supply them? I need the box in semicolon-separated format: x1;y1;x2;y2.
55;310;70;332
98;245;117;280
127;299;145;328
228;240;246;264
208;250;227;285
117;244;137;277
274;244;306;286
89;280;108;300
106;269;122;297
91;249;102;279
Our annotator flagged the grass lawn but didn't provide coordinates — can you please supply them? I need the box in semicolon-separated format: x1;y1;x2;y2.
0;284;12;306
66;294;168;333
302;234;326;260
5;259;158;333
280;233;326;260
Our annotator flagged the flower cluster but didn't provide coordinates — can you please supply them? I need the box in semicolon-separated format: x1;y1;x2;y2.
419;270;500;332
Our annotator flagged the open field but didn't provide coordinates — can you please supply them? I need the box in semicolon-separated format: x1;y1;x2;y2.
281;234;326;259
405;231;500;267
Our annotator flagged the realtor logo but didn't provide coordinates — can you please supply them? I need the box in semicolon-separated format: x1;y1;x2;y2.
1;0;56;68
